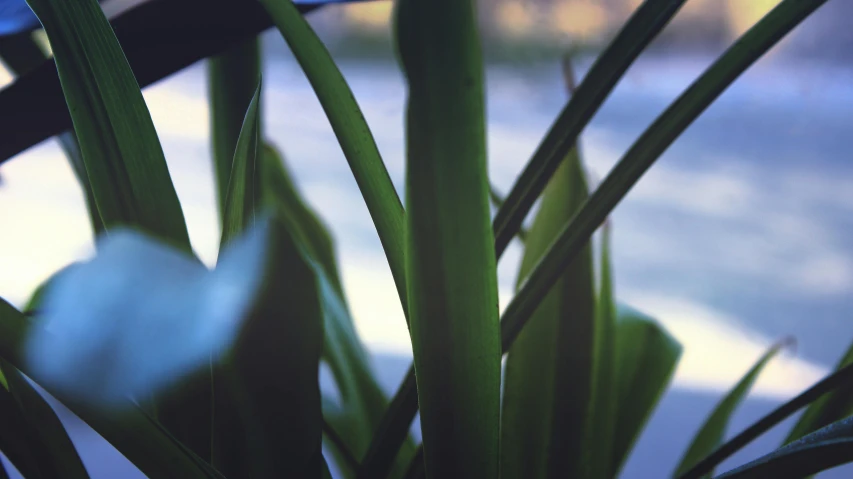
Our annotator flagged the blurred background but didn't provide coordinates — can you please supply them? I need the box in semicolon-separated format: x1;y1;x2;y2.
2;0;853;477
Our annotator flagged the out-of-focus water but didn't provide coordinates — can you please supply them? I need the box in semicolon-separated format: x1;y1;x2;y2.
2;47;853;477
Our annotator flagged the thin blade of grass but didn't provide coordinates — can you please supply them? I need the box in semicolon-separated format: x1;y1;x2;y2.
500;150;596;479
208;37;262;224
371;0;828;470
25;0;191;251
611;306;681;476
396;0;501;476
715;416;853;479
491;0;688;258
0;298;216;479
259;0;408;317
674;338;792;477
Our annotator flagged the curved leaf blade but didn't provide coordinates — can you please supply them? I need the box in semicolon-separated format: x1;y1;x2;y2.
491;0;688;258
674;338;791;477
258;0;408;316
25;0;190;250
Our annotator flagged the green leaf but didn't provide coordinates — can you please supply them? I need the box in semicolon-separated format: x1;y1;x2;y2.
258;0;408;316
220;80;263;248
678;363;853;479
396;0;501;476
0;298;216;479
0;361;90;479
208;38;262;224
260;144;416;477
611;306;681;476
784;342;853;444
715;416;853;479
491;0;688;258
25;0;191;250
500;150;597;479
674;338;791;477
355;0;829;471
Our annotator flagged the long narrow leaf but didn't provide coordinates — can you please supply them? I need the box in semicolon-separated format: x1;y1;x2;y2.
258;0;408;316
208;37;262;223
500;150;596;479
674;339;791;477
715;416;853;479
396;0;501;476
372;0;827;468
25;0;191;250
611;306;682;475
491;0;688;257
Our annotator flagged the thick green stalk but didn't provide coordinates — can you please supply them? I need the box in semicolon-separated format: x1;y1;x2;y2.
396;0;500;477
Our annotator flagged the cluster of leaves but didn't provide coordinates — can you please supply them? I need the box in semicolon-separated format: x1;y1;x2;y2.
0;0;852;478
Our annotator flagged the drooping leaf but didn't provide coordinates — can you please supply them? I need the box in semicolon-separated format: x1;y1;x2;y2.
396;0;501;476
715;416;853;479
25;0;191;251
208;37;262;223
674;339;791;477
611;306;681;475
784;341;853;445
501;150;597;479
260;144;416;477
259;0;408;315
0;298;218;479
